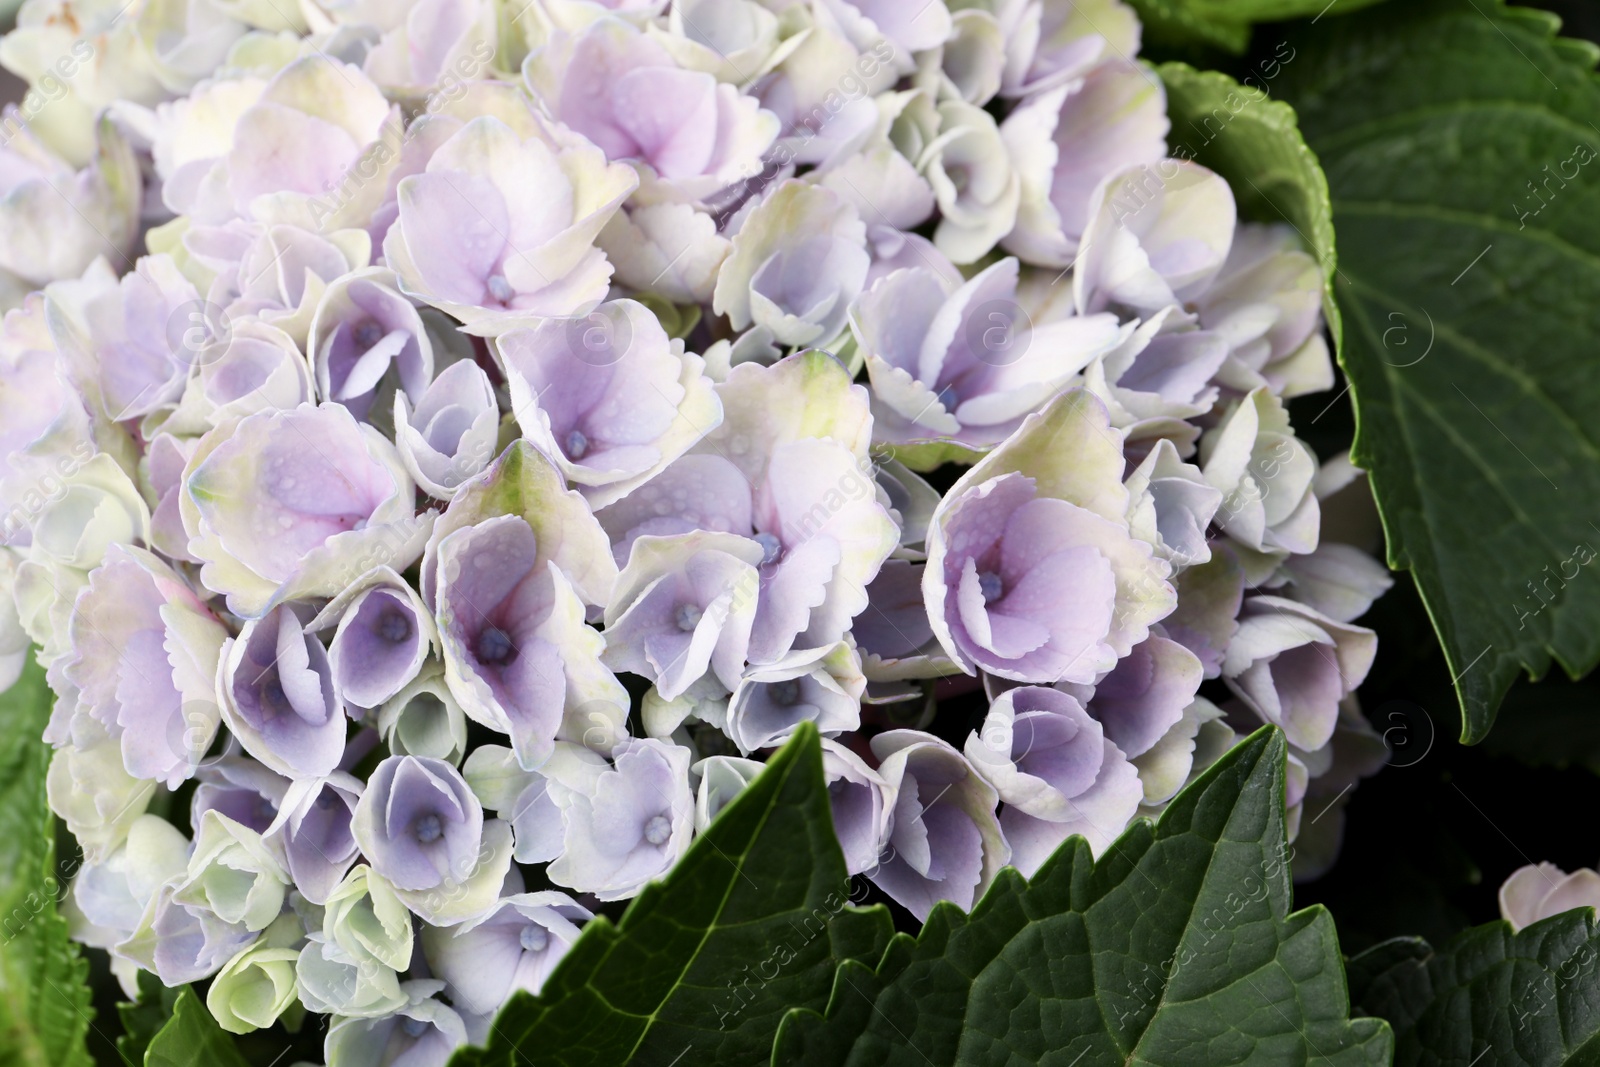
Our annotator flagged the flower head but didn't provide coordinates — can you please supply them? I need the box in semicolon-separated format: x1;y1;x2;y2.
324;982;469;1067
309;566;436;710
851;256;1126;457
1222;595;1376;752
0;116;139;290
184;402;425;616
712;181;869;348
220;602;348;779
523;15;778;200
266;773;363;904
1002;59;1166;266
309;268;434;424
1074;159;1236;315
171;57;401;231
394;358;500;499
925;389;1173;683
64;545;228;786
868;729;1009;919
545;736;694;901
499;299;722;508
1500;863;1600;933
383;116;637;332
353;755;484;892
601;531;762;700
965;685;1142;872
421;891;591;1016
435;514;628;770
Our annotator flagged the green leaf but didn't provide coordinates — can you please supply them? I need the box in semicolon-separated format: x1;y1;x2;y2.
1349;912;1600;1065
0;658;94;1067
1273;0;1600;741
1128;0;1250;54
117;971;182;1067
1157;60;1341;353
1127;0;1390;55
772;728;1390;1066
447;722;894;1067
142;987;250;1067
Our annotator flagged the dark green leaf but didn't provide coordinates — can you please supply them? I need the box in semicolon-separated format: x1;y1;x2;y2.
1128;0;1390;55
1274;0;1600;741
447;722;894;1067
0;657;94;1067
142;988;249;1067
1350;912;1600;1065
773;728;1391;1066
116;971;182;1067
1128;0;1250;54
1184;0;1386;17
1158;60;1341;351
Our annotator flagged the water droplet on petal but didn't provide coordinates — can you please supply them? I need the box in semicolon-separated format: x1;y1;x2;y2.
520;924;550;953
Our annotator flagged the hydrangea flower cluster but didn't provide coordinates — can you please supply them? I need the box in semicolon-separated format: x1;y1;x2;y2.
0;0;1394;1059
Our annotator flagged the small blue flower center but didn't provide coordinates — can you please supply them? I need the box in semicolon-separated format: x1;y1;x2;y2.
675;603;703;632
936;385;959;411
486;274;514;304
978;571;1004;604
413;813;443;844
565;429;589;460
377;607;412;644
475;626;516;666
769;678;802;707
643;814;672;846
400;1017;430;1038
353;320;384;349
520;924;549;953
754;531;783;566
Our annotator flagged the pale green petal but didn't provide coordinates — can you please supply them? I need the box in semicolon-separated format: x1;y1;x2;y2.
420;440;617;609
46;738;155;862
174;810;289;932
702;348;876;489
943;387;1130;523
324;865;414;972
378;664;468;764
712;181;865;330
461;744;539;814
1131;696;1226;806
207;943;301;1034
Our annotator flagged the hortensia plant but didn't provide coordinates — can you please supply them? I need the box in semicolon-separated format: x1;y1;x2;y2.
0;0;1411;1063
